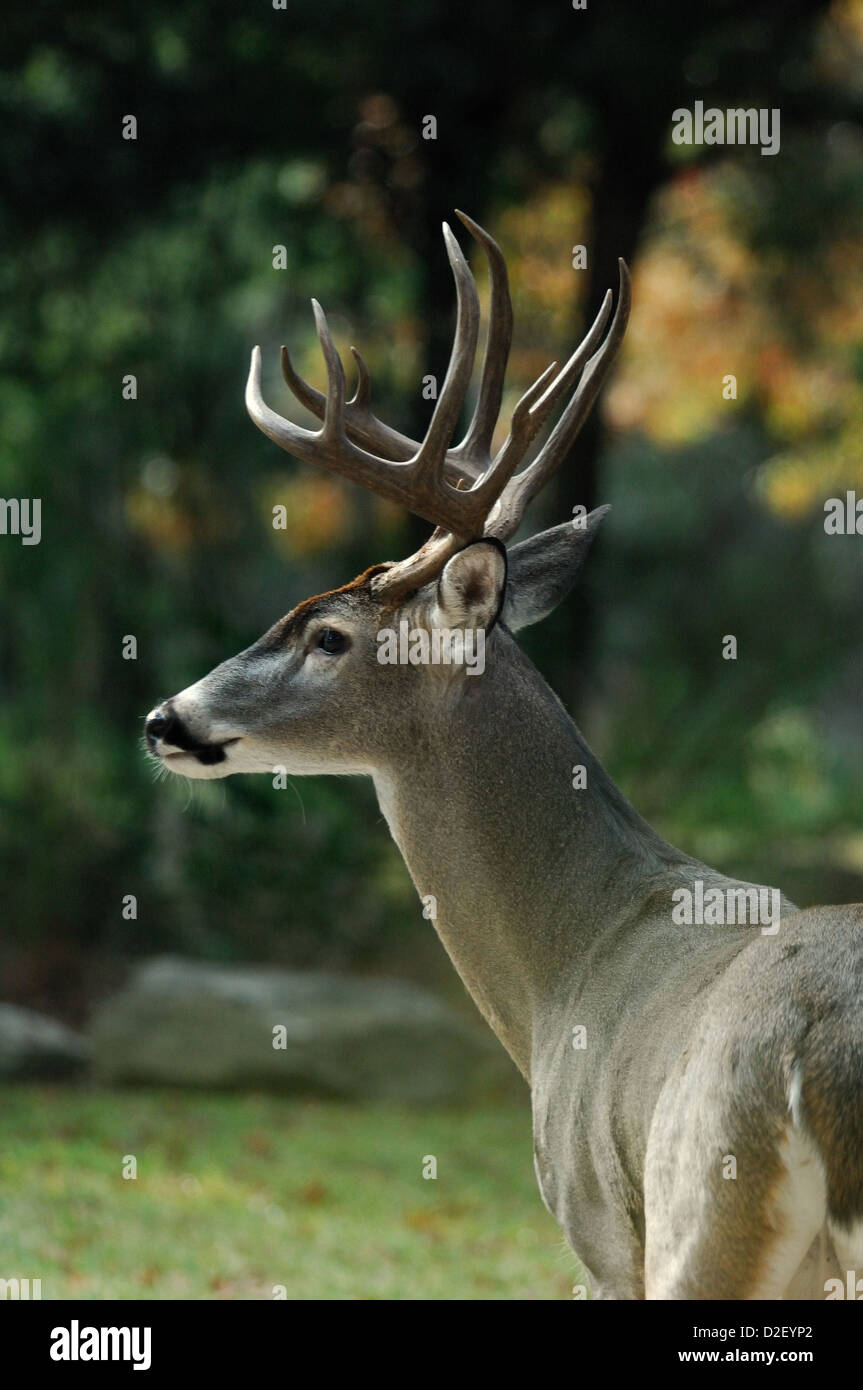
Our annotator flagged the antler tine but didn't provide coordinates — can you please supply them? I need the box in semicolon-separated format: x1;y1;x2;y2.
462;359;560;514
349;346;371;409
469;287;613;517
280;342;420;463
246;344;319;458
310;299;347;438
412;223;480;484
485;259;631;542
516;286;613;442
451;209;513;464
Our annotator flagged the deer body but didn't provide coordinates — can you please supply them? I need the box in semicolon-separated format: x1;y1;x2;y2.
147;216;863;1298
373;618;863;1298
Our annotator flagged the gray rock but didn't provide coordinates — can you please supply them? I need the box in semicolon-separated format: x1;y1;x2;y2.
0;1004;89;1081
88;956;518;1102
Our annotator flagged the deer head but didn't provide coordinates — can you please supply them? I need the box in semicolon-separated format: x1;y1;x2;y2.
145;213;629;780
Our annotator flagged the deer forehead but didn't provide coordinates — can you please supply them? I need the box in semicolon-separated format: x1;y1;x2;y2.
262;578;456;654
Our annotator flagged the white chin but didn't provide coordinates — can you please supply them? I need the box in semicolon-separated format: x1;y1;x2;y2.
159;751;234;780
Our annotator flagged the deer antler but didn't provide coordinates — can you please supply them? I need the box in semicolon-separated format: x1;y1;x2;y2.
245;213;630;598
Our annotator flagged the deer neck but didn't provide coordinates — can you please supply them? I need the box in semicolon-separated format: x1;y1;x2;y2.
372;633;689;1079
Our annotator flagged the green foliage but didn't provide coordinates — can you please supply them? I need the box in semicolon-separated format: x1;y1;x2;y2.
0;156;423;994
1;0;861;1017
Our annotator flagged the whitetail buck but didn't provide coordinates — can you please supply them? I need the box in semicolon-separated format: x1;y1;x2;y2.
146;213;863;1299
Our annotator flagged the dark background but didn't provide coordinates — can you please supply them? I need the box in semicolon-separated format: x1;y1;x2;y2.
2;0;863;1022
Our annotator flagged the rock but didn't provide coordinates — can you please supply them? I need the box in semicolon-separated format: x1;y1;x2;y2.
0;1004;89;1081
88;956;519;1102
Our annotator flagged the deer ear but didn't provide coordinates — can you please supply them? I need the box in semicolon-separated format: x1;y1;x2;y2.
432;539;508;632
502;505;609;632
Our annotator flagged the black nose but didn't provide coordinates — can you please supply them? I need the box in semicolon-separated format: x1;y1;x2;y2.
146;706;182;747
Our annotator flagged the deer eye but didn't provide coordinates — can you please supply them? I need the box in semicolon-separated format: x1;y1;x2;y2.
317;628;347;655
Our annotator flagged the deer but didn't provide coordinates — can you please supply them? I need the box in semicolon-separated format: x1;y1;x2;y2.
146;212;863;1300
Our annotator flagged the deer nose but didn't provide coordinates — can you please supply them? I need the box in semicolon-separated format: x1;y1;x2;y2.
145;705;184;747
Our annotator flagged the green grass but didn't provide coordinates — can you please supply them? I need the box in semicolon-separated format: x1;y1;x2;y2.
0;1087;578;1300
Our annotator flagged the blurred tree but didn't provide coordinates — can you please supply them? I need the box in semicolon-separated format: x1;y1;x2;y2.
1;0;862;1018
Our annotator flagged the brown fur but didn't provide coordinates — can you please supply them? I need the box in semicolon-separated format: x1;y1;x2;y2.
259;563;393;648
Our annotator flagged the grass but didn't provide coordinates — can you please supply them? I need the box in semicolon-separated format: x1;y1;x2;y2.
0;1086;578;1300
